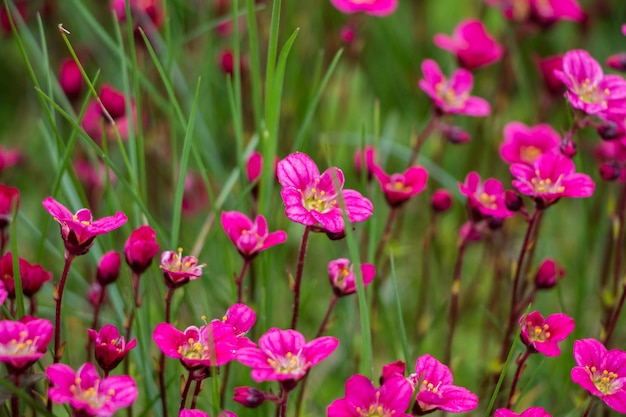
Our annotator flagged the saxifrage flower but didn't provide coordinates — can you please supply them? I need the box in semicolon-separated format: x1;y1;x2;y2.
519;311;575;356
373;165;428;207
328;258;376;296
495;406;553;417
329;0;397;17
124;225;159;275
88;324;137;373
459;172;513;219
433;19;503;70
500;122;561;165
0;317;52;373
221;303;256;349
221;211;287;260
160;248;204;288
0;252;52;299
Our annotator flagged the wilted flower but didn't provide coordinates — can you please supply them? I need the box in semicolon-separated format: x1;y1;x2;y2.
88;325;137;373
0;318;53;373
328;258;375;296
124;225;159;275
221;211;287;260
519;311;575;356
329;0;398;16
433;19;503;70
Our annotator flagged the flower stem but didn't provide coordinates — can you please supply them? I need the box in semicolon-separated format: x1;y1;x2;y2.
291;226;311;330
445;232;469;364
180;370;194;412
408;113;439;167
603;279;626;346
165;287;175;324
375;207;397;263
235;259;251;304
53;254;75;363
86;286;107;361
190;378;203;409
278;388;290;417
10;374;19;417
581;398;595;417
506;349;530;408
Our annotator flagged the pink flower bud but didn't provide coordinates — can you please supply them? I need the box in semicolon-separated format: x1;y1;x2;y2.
534;259;564;290
340;24;355;43
597;119;626;141
607;52;626;73
97;251;121;286
560;138;577;158
124;225;159;275
380;360;406;384
59;59;83;99
599;162;621;181
233;386;266;408
504;190;524;212
431;189;452;213
88;325;136;373
441;124;471;144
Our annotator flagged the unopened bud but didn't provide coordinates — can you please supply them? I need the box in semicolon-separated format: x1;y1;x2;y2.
431;189;452;213
486;216;504;230
597;120;626;140
504;190;523;212
340;24;355;44
96;250;121;286
441;124;471;144
599;161;622;181
233;386;266;408
560;139;577;158
534;258;564;290
607;52;626;73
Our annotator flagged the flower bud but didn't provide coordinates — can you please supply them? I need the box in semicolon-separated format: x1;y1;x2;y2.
88;283;104;307
97;251;121;286
607;52;626;73
597;120;626;140
340;24;355;44
380;360;406;385
233;386;266;408
88;325;136;373
59;59;83;99
441;124;471;144
504;190;523;212
486;216;504;230
124;225;159;275
431;189;452;213
534;258;564;290
560;138;577;158
599;161;622;181
460;221;482;242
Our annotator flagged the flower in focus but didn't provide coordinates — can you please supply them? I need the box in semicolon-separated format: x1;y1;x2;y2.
553;50;626;117
459;172;513;219
329;0;398;17
88;325;137;373
97;251;121;287
0;252;52;299
373;165;428;207
0;318;52;373
433;19;503;70
221;303;256;349
59;58;83;99
42;197;127;257
328;258;375;296
47;362;137;416
277;152;373;234
510;152;595;206
500;122;561;165
0;184;19;229
495;406;553;417
354;146;377;181
571;338;626;413
519;311;575;356
160;248;204;288
327;374;413;417
534;258;565;289
418;60;491;116
82;85;138;143
237;328;339;387
124;225;159;275
409;354;479;414
221;211;287;260
153;321;239;370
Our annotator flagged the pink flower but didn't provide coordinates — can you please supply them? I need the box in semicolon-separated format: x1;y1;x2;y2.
182;171;210;215
233;386;266;408
0;318;52;373
409;354;479;414
519;311;574;356
180;410;210;417
124;225;159;275
221;211;287;260
459;172;513;219
160;248;204;288
88;325;137;373
607;53;626;73
534;259;565;289
277;153;373;234
500;122;561;165
571;338;626;413
0;252;52;299
327;374;413;417
82;85;138;143
221;303;256;349
373;165;428;207
237;328;339;386
47;362;137;416
495;406;553;417
510;152;595;206
328;258;376;296
97;251;121;286
485;0;584;25
153;321;239;370
433;19;503;70
246;151;263;183
0;184;19;229
553;50;626;117
59;59;83;99
0;146;20;173
431;189;453;212
0;281;6;305
536;54;565;96
354;146;377;181
418;60;491;117
329;0;397;17
112;0;163;31
42;197;127;257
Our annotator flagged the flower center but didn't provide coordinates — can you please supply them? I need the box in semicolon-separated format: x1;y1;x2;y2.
70;378;115;409
266;350;308;376
520;146;542;164
526;322;551;342
475;191;497;210
586;365;622;395
302;180;337;213
421;378;443;394
529;172;565;194
0;331;39;357
355;392;390;417
575;78;610;105
178;337;210;360
435;82;469;109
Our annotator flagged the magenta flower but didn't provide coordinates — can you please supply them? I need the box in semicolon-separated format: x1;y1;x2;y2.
327;374;413;417
237;328;339;385
571;338;626;413
553;50;626;117
433;19;503;70
0;146;20;174
112;0;163;34
537;54;565;96
486;0;584;25
246;151;263;183
329;0;397;16
354;146;377;181
153;320;239;370
519;311;575;356
0;184;19;229
459;172;513;219
47;362;137;416
59;58;83;99
409;354;478;414
97;250;121;287
233;386;267;408
0;281;6;305
431;189;453;213
0;318;52;373
500;122;561;165
82;85;138;143
160;248;204;288
418;60;491;117
42;197;127;257
534;258;565;289
495;406;553;417
180;410;210;417
221;211;287;260
373;165;428;207
221;303;256;349
0;252;52;299
328;258;376;296
510;152;595;206
88;325;137;373
277;152;373;234
124;225;159;275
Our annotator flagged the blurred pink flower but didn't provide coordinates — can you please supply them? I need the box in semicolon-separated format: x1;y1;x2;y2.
59;59;83;99
0;318;52;373
500;122;561;165
88;324;136;373
495;407;552;417
221;211;287;260
459;172;513;219
42;197;127;257
233;386;266;408
327;374;413;417
571;338;626;413
328;258;376;296
182;171;210;215
485;0;584;25
354;146;377;181
510;153;595;206
97;250;121;287
246;151;263;183
0;146;20;173
373;165;428;207
0;184;19;229
329;0;397;17
0;252;52;299
519;311;575;356
0;0;26;35
237;328;338;385
607;53;626;73
112;0;163;31
124;225;159;275
431;189;453;213
409;354;479;414
160;248;204;288
554;49;626;117
0;281;6;305
433;19;503;70
536;54;564;96
82;85;138;143
419;60;491;116
47;362;137;416
277;152;373;234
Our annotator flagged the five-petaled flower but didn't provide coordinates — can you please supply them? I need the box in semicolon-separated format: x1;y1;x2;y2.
42;197;127;257
419;60;491;117
237;328;339;390
519;311;575;356
47;362;137;417
0;317;53;374
459;172;513;219
329;0;398;16
571;338;626;413
327;374;413;417
277;152;373;234
328;258;376;296
500;122;561;165
495;406;553;417
409;354;479;414
160;248;205;289
373;165;429;207
88;325;137;374
221;211;287;260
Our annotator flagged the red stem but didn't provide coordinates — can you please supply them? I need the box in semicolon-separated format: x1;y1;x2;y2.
408;113;439;167
291;226;311;330
54;254;75;363
506;349;531;408
444;232;469;364
235;259;251;304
